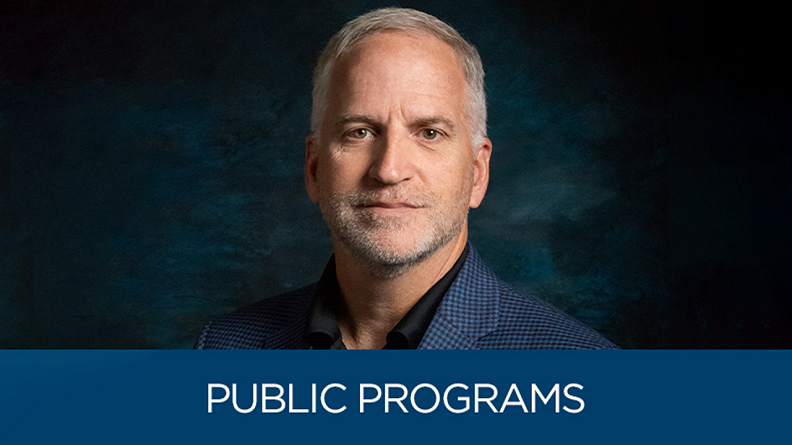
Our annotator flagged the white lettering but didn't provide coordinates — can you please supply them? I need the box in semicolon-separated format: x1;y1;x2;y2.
563;383;585;413
359;384;382;413
532;384;560;413
474;383;499;413
261;383;285;413
312;383;317;413
443;383;470;414
232;383;257;414
321;383;347;414
385;384;409;413
208;382;582;415
499;383;528;413
410;383;440;414
288;383;309;413
207;384;229;413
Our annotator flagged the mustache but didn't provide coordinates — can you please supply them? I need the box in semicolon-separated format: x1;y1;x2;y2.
343;188;435;208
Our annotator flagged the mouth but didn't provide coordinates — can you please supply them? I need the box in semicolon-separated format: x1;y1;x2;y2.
360;201;421;216
365;201;418;209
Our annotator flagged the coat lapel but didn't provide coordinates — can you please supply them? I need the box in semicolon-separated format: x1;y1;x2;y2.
418;245;499;349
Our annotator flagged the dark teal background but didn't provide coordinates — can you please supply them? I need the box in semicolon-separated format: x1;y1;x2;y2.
1;1;789;348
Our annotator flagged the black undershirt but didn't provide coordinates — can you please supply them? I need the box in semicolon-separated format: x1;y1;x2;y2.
303;244;469;350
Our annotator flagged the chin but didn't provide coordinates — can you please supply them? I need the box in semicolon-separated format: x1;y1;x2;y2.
349;227;455;270
359;233;429;263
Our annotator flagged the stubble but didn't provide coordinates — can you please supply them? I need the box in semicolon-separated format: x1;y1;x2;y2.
318;177;472;278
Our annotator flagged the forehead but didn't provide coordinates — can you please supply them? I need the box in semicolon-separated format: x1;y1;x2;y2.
342;30;460;69
324;31;468;122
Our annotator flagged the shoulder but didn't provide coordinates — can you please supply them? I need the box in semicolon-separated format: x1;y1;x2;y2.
428;245;617;350
480;280;618;349
195;284;315;349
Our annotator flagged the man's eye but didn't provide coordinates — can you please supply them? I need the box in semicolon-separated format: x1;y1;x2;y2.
350;128;371;139
421;129;438;140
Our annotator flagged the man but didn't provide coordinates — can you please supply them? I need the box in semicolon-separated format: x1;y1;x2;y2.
196;8;616;349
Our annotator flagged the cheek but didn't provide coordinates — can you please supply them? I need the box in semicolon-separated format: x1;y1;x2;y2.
318;155;365;191
429;167;471;199
436;157;473;181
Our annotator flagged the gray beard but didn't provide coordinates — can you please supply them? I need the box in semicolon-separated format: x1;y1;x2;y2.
318;186;469;278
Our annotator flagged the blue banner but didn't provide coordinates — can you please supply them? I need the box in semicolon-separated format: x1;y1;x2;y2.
1;351;788;443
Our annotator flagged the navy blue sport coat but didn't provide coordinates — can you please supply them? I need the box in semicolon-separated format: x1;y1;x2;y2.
195;244;617;349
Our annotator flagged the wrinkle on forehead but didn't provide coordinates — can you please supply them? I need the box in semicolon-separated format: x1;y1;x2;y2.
323;31;469;140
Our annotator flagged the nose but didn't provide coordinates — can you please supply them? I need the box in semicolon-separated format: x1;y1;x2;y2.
367;130;415;185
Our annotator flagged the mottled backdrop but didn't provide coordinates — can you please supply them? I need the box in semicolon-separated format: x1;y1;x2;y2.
1;1;789;348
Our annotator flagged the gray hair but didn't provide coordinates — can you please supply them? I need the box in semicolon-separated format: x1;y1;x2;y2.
311;7;487;146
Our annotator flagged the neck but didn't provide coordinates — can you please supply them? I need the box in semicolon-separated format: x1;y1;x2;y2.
332;226;468;349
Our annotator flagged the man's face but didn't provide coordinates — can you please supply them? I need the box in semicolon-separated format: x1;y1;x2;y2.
305;31;490;273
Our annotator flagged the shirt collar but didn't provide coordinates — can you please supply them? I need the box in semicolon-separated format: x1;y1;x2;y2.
303;257;343;349
303;244;470;349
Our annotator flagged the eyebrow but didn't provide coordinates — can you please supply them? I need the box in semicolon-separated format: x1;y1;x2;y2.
413;116;457;134
334;114;380;132
333;114;457;135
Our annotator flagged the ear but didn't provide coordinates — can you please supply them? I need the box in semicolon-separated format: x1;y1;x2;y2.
305;135;320;204
469;137;492;209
